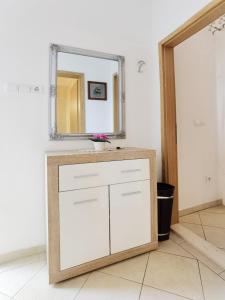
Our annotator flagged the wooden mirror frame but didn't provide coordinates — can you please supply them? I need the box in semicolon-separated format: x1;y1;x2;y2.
159;0;225;224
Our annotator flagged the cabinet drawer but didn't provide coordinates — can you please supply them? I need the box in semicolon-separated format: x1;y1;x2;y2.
59;159;150;191
59;162;107;191
108;159;150;184
59;186;109;270
110;180;151;254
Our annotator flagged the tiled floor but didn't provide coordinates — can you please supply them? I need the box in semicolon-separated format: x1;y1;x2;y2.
180;205;225;251
0;234;225;299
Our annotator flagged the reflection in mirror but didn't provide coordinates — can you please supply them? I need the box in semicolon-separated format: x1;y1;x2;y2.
49;45;125;140
56;71;85;134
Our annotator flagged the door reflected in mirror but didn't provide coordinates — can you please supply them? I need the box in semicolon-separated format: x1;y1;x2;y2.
57;71;85;134
49;45;125;139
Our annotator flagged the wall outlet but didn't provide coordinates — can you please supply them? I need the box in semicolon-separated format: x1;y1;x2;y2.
3;83;45;95
30;85;44;94
205;176;212;183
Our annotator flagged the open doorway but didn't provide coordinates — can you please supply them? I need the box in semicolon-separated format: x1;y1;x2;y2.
174;17;225;251
159;0;225;225
56;71;85;134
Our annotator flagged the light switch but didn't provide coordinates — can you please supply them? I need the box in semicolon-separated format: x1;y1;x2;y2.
4;83;19;94
19;85;30;94
3;83;45;95
194;119;205;127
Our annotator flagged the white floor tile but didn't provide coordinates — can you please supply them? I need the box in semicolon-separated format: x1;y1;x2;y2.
203;226;225;249
199;262;225;300
14;266;89;300
144;251;203;300
181;242;224;274
99;253;149;283
170;232;184;245
0;258;46;297
199;213;225;228
76;271;141;300
140;285;189;300
180;213;201;225
179;223;205;239
0;293;10;300
157;239;193;258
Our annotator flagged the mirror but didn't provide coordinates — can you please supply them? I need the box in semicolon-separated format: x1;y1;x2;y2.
49;44;125;140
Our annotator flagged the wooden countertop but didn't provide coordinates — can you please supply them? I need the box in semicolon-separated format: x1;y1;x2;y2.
46;147;156;166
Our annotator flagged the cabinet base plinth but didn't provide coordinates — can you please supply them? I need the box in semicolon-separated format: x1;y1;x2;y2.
49;241;158;284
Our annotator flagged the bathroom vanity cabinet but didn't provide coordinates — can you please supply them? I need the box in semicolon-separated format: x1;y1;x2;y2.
46;148;157;283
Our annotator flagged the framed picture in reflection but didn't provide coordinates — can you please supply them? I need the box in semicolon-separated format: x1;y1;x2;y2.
88;81;107;100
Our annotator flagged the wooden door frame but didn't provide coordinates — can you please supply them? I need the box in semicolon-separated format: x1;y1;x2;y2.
159;0;225;224
113;73;119;132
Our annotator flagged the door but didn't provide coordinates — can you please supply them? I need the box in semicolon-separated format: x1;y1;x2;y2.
110;180;151;254
59;186;109;270
56;71;85;134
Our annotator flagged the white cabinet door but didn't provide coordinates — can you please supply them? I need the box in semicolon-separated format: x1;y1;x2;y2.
110;180;151;254
59;186;109;270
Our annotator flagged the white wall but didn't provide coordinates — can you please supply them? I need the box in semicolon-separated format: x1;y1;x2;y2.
149;0;212;180
174;28;220;210
58;53;118;133
0;0;212;254
215;30;225;205
0;0;154;255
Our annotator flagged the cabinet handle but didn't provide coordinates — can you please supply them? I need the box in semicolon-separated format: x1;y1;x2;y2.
73;173;98;179
121;191;142;197
73;198;98;205
121;168;141;174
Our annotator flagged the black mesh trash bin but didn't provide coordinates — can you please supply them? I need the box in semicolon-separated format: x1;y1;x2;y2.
157;182;175;241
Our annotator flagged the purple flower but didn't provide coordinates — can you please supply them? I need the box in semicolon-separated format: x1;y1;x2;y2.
90;133;111;143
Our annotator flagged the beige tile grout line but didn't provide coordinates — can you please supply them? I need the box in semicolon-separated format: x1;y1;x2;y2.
156;249;199;262
0;291;10;298
138;251;150;300
64;247;202;300
156;249;196;260
143;283;194;300
179;209;225;270
181;221;225;231
8;239;222;300
97;269;144;285
201;224;225;230
140;250;194;300
73;272;92;300
199;260;225;283
88;236;225;290
197;260;205;300
12;262;46;299
172;224;225;272
2;233;223;299
198;212;225;261
198;213;207;240
182;210;225;240
199;208;225;215
171;231;225;276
